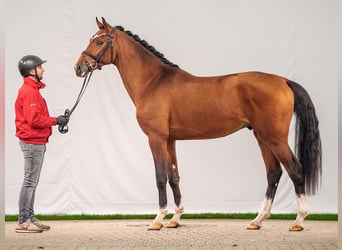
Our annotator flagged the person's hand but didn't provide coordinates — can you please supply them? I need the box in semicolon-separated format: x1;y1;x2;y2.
56;115;69;126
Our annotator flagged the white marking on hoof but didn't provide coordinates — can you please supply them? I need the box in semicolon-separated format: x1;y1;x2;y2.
169;203;184;225
153;207;168;224
250;198;272;227
293;194;308;228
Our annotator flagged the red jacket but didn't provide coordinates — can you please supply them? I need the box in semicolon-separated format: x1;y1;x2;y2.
15;77;57;144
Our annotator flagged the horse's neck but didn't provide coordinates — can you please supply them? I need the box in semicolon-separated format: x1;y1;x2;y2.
113;31;164;105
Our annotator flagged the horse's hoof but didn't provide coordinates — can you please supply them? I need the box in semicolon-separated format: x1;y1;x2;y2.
148;222;163;230
166;220;180;228
247;222;261;230
289;224;304;231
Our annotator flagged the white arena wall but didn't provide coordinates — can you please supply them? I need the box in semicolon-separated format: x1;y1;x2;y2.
5;0;338;215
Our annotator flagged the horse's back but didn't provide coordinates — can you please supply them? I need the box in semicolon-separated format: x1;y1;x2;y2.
168;70;294;118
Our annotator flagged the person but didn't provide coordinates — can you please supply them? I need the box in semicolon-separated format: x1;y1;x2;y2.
14;55;69;233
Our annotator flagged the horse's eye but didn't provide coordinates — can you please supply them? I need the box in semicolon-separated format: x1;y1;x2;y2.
96;40;104;46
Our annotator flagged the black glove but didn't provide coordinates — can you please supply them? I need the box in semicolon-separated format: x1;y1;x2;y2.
56;115;69;126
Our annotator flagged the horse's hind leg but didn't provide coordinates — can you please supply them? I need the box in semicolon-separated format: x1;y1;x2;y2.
272;147;308;231
260;139;308;231
248;139;282;230
166;139;184;228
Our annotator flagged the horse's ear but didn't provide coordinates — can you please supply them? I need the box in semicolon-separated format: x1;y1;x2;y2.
101;17;109;29
96;17;105;29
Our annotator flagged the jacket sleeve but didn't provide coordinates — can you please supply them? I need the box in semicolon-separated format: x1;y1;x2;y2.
21;91;57;128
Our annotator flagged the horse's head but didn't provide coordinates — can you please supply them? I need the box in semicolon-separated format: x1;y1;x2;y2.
75;17;115;77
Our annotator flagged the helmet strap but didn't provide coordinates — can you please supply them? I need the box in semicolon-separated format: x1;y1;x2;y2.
34;67;40;82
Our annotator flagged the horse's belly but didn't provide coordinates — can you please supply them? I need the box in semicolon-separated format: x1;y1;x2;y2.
170;120;247;140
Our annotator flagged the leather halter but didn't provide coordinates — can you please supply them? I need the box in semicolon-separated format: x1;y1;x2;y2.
81;26;115;70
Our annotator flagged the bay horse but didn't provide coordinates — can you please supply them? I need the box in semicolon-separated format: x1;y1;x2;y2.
75;17;322;231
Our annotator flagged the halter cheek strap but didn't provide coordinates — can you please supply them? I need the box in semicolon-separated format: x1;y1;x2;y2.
81;26;115;70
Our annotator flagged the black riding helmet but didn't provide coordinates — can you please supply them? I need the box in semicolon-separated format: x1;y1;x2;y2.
18;55;47;80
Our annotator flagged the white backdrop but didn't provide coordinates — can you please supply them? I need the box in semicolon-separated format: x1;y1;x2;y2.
5;0;338;215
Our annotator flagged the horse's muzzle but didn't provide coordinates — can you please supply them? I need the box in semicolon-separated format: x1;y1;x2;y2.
74;63;88;78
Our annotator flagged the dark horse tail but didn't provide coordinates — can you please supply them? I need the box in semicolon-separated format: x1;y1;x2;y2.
287;80;322;195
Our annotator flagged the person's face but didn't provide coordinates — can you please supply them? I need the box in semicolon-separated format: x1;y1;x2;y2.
29;64;45;81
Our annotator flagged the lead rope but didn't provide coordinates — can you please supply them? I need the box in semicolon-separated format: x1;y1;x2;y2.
58;71;93;134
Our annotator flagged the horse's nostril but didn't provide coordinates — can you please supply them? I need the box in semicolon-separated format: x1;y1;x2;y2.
75;65;82;76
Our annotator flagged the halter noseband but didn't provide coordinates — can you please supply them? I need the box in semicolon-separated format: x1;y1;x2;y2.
81;26;115;71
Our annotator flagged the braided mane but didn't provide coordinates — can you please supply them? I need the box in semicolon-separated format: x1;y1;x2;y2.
115;26;179;68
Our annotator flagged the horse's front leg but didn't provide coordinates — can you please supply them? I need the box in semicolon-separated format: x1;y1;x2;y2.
165;139;184;228
147;135;171;230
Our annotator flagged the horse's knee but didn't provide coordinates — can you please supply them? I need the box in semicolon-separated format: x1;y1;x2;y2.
167;165;180;187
